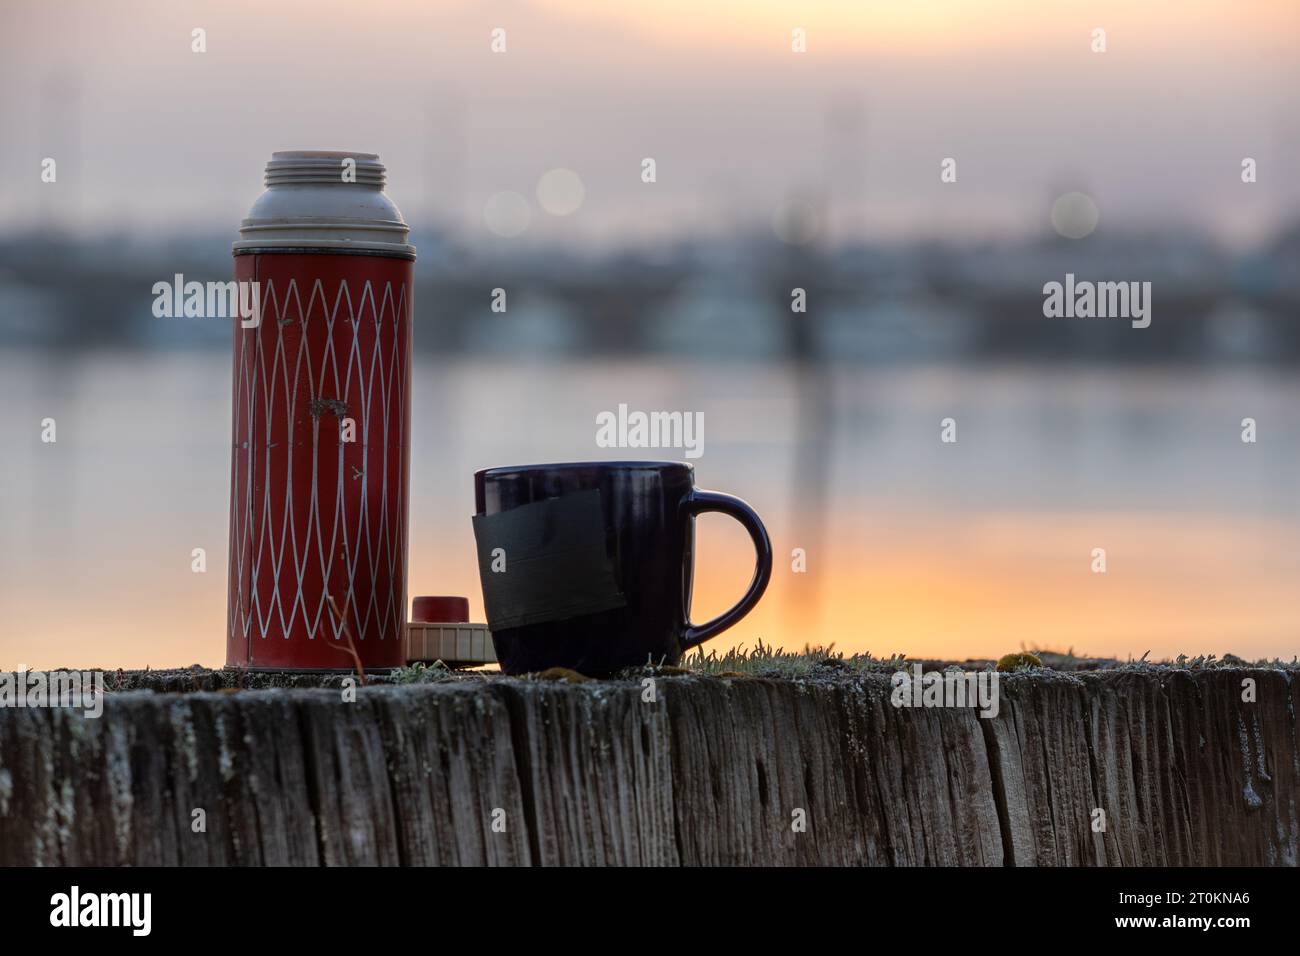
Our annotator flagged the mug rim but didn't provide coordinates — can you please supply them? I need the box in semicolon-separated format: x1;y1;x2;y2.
475;460;694;481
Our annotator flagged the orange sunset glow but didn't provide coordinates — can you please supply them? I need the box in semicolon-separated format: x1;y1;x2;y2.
2;1;1298;671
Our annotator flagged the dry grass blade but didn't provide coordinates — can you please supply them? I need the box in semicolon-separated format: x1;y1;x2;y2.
325;593;367;686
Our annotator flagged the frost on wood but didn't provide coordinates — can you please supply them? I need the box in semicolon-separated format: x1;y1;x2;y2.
0;670;1295;865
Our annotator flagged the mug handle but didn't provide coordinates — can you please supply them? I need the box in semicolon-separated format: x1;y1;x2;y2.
681;489;773;649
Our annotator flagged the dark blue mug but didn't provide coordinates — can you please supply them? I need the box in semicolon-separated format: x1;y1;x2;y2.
473;461;772;675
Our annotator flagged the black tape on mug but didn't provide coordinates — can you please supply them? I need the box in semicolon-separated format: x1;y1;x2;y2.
472;488;627;631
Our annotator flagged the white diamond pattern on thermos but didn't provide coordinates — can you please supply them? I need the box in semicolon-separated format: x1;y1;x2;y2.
227;273;410;663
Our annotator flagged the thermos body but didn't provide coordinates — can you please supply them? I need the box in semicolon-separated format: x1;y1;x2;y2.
226;151;415;670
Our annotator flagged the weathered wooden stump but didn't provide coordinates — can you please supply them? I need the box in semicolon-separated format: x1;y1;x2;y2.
0;667;1295;865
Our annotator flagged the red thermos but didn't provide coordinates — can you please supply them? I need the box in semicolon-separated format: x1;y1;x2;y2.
226;150;415;670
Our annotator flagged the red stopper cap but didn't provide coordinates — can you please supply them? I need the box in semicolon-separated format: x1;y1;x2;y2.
411;596;471;624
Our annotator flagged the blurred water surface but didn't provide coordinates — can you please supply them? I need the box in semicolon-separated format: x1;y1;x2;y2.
2;349;1297;669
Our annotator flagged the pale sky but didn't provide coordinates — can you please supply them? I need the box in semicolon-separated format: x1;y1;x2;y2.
1;0;1297;246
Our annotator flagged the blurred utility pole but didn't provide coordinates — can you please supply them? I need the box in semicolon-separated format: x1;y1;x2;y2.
823;91;867;244
424;85;465;230
39;67;82;236
779;94;867;636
